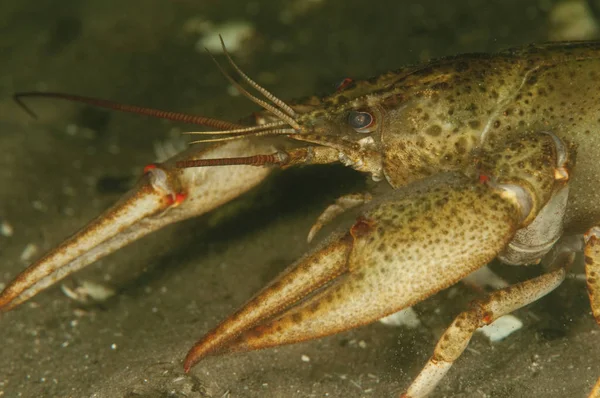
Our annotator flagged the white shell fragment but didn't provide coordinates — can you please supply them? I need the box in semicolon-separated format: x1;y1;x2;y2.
61;280;116;304
477;314;523;342
0;219;13;237
379;307;421;328
20;243;38;262
549;0;599;41
153;134;187;163
462;265;509;290
195;21;255;54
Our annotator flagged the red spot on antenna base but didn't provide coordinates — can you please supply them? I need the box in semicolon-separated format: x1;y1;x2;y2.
143;163;157;174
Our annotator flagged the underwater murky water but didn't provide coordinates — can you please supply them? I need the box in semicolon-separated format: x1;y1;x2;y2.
0;0;599;397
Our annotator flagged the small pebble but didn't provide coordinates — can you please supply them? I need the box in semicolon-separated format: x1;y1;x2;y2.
227;85;241;97
462;265;509;290
61;280;115;303
549;0;599;41
0;220;13;237
66;124;78;136
301;354;310;362
478;314;523;342
20;243;38;262
62;185;76;197
379;307;421;328
80;280;115;301
32;200;47;212
196;21;255;54
108;144;120;155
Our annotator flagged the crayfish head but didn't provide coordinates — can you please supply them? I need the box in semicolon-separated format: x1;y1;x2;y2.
279;99;387;181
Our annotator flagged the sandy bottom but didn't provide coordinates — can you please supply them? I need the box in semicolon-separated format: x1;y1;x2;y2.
1;1;599;397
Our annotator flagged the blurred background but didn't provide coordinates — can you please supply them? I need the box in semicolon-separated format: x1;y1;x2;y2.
0;1;599;397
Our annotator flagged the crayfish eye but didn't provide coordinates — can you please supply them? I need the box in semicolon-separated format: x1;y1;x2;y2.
348;111;375;133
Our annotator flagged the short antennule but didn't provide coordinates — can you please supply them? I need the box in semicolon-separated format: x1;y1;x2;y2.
13;92;243;130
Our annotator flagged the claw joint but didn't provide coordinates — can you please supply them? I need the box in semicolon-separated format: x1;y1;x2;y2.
145;164;185;207
350;216;375;239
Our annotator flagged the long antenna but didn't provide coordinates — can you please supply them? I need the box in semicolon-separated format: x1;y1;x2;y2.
176;152;288;168
13;92;244;130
